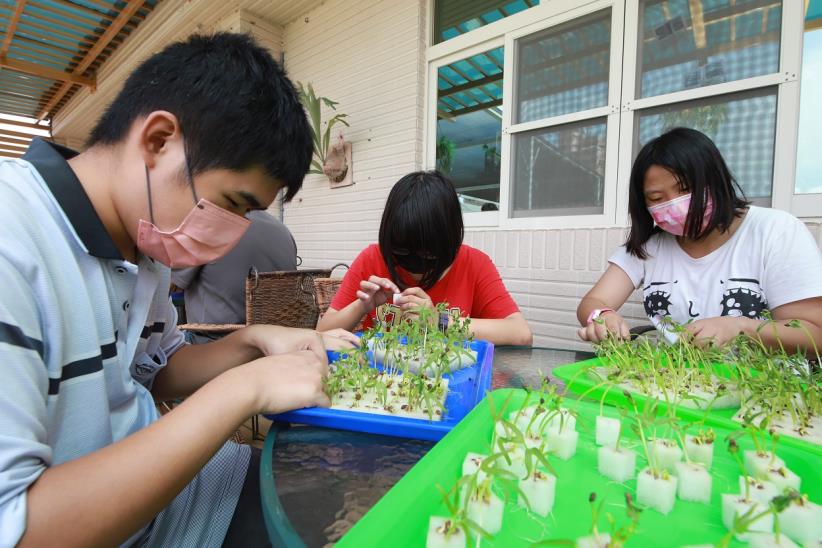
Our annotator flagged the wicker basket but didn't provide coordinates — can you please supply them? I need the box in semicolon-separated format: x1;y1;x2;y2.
314;263;349;317
178;263;361;333
245;266;334;329
314;264;367;331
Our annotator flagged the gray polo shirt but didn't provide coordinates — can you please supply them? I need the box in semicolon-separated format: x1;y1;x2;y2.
0;139;248;547
173;210;297;343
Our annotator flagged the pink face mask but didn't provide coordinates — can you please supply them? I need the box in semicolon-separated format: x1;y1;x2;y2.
136;165;251;268
647;193;713;237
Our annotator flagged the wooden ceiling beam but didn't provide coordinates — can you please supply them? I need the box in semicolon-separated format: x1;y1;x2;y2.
0;134;32;146
38;0;145;120
0;141;29;152
0;127;47;139
1;0;28;57
0;54;96;87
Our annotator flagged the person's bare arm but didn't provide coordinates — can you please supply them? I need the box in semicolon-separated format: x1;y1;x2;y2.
152;324;326;401
457;312;533;346
685;296;822;358
576;264;636;342
317;276;400;332
317;301;366;332
20;352;328;547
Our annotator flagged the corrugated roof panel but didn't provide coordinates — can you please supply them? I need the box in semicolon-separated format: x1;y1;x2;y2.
0;0;161;124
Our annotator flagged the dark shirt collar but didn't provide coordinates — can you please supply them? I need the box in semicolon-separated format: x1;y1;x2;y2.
22;138;123;260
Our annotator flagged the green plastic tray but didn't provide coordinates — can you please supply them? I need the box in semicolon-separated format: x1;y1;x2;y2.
338;388;822;547
553;358;822;457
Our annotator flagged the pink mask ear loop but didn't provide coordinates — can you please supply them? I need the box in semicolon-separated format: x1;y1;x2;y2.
183;156;200;206
144;156;202;224
145;164;156;225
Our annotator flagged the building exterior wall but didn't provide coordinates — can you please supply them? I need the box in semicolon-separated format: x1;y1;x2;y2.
279;0;428;264
283;0;822;351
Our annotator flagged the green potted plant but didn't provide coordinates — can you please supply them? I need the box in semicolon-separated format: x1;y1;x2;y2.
297;82;352;187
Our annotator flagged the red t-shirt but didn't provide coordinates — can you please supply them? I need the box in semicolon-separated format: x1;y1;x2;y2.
330;244;520;329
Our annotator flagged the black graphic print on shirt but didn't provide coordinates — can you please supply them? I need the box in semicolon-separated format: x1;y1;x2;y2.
643;281;677;318
719;278;768;319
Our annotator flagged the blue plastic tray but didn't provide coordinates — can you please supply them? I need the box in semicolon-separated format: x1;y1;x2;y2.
266;339;495;441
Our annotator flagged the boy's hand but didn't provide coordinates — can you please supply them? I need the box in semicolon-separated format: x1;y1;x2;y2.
244;325;328;364
357;276;400;314
242;350;330;414
319;328;360;350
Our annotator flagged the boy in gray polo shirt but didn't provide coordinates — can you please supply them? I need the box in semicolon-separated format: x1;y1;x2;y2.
173;211;299;345
0;33;344;547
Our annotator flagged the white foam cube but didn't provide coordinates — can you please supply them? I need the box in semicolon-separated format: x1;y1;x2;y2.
764;466;801;493
649;438;682;473
674;462;712;504
747;533;798;548
493;420;513;442
426;517;467;548
546;428;579;460
721;494;774;540
544;408;577;434
779;499;822;544
462;453;487;483
637;467;678;514
685;435;714;469
739;476;779;505
597;446;636;483
595;416;620;448
518;471;557;517
745;450;785;479
497;444;527;479
576;533;611;548
513;406;540;433
466;491;504;536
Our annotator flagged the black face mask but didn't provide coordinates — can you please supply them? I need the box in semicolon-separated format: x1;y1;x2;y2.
393;252;434;274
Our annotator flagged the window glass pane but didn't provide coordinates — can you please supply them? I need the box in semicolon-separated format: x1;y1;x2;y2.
638;0;782;98
515;9;611;123
437;47;504;211
511;119;607;217
635;88;777;200
796;27;822;194
434;0;541;44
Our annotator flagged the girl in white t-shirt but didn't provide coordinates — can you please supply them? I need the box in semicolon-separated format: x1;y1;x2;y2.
577;128;822;355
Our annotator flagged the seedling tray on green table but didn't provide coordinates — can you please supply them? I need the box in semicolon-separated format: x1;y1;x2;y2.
553;357;822;457
338;388;822;547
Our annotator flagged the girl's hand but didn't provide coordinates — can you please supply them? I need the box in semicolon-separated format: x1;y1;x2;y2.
577;311;630;342
397;287;436;323
356;276;400;314
683;316;756;348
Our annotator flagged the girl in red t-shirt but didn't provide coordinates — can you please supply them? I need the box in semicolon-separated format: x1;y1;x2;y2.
317;171;532;346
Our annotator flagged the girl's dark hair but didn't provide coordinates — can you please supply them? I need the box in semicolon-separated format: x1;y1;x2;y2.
626;127;749;259
87;33;312;202
379;171;464;290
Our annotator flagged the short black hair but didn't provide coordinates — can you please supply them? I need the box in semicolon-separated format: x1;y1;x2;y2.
88;32;312;202
379;171;464;291
626;127;749;259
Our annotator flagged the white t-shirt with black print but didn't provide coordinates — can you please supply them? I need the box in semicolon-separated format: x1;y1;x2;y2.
609;206;822;340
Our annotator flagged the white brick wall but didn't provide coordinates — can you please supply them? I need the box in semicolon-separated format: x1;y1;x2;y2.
279;0;427;264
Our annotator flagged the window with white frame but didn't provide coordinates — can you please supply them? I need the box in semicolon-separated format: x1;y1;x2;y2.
795;8;822;196
426;0;809;226
433;0;541;44
509;9;613;218
436;47;504;212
